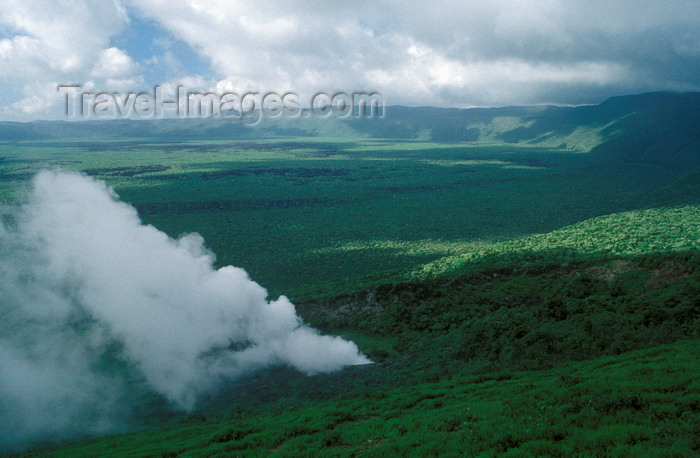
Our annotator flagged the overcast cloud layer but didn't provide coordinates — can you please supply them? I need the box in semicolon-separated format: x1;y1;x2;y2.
0;0;698;119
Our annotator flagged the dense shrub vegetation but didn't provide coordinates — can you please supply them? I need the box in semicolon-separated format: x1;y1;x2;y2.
4;92;699;455
0;138;693;299
21;237;699;457
30;341;699;457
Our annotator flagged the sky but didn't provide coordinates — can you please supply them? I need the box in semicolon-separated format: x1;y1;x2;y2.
0;0;698;120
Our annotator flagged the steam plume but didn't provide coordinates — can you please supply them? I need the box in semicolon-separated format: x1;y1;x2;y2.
0;170;369;449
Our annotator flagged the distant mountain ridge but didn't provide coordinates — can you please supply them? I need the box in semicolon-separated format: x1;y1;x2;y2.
1;91;698;168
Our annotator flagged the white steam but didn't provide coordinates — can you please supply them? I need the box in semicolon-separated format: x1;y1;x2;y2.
0;170;369;449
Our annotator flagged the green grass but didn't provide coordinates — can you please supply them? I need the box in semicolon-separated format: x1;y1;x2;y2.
30;340;699;457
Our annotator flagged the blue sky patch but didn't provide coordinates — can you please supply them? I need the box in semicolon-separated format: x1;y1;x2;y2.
109;12;213;85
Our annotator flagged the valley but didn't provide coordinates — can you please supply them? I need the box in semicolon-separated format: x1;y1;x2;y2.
1;92;698;456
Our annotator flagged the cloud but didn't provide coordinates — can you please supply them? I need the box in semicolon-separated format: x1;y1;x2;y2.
0;0;137;119
0;0;699;119
127;0;699;106
0;170;369;450
90;47;140;79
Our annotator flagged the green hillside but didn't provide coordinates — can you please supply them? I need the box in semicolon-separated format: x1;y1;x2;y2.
21;205;700;457
30;340;700;457
293;205;699;299
296;207;699;370
414;205;700;279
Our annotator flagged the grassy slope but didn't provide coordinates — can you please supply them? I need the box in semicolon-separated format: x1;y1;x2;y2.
414;205;700;278
22;206;700;457
293;205;700;300
32;340;699;457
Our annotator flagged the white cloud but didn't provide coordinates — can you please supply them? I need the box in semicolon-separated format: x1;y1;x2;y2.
90;47;139;80
86;47;144;91
125;0;700;107
0;0;698;119
0;0;139;119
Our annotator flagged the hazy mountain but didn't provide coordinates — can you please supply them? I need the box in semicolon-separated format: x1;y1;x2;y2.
1;92;698;170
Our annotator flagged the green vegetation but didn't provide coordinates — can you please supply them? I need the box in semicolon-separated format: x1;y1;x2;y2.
3;92;699;456
414;205;700;278
20;216;700;456
30;340;699;457
294;205;700;299
0;137;691;299
1;92;697;299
